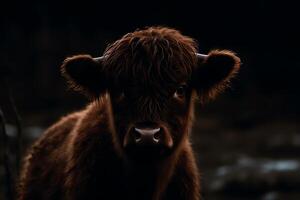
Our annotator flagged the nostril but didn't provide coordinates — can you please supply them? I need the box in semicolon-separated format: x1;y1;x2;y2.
133;131;142;142
153;131;161;142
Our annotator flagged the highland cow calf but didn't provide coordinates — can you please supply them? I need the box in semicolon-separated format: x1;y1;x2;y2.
18;27;240;200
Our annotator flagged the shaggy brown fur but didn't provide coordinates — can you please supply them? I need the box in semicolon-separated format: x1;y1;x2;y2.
18;27;240;200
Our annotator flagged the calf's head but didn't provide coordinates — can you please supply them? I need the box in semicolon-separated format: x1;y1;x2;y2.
61;27;240;162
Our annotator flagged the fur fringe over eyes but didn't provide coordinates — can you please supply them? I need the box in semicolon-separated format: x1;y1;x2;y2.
102;27;198;87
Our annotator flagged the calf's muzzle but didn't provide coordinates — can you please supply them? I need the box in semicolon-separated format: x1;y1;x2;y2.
133;127;161;145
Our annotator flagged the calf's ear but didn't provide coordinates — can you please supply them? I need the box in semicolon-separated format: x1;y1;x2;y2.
192;50;241;102
61;55;107;97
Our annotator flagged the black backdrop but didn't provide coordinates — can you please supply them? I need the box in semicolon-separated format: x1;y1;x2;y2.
1;1;299;120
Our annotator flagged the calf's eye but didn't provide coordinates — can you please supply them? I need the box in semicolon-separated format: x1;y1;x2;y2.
174;85;186;99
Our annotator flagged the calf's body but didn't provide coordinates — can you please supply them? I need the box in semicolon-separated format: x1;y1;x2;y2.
19;100;199;200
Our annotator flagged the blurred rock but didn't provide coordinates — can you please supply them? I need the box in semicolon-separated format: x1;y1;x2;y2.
24;126;44;140
5;124;44;141
262;192;279;200
209;156;300;195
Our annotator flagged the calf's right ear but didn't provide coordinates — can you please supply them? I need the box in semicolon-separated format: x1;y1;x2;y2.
61;55;107;97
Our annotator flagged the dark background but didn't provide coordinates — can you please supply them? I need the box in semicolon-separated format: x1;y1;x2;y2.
1;0;300;199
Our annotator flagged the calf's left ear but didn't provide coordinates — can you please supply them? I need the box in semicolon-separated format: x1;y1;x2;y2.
192;50;241;102
61;55;107;97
